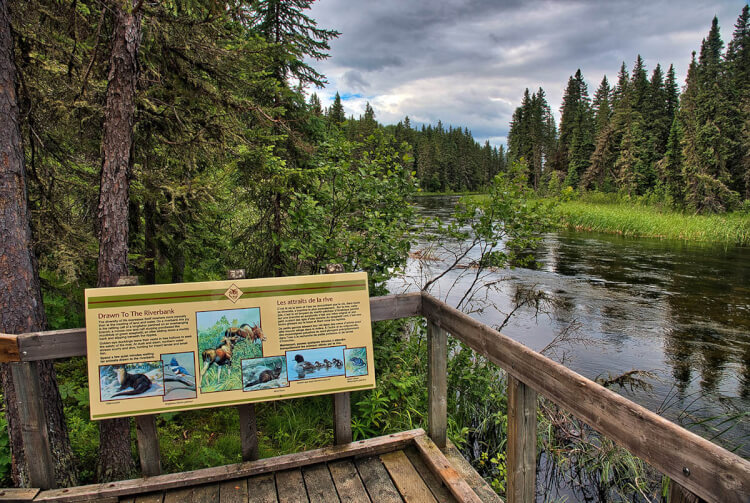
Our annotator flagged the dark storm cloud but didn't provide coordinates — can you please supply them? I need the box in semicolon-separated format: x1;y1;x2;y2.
309;0;746;146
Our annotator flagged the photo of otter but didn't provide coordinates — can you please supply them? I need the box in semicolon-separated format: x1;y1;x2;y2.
161;352;197;401
286;346;345;381
196;307;265;393
242;356;288;391
344;347;368;377
99;361;164;401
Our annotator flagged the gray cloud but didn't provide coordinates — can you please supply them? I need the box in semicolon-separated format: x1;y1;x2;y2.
309;0;747;146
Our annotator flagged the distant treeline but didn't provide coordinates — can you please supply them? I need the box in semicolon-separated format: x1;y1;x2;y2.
508;6;750;213
315;95;507;192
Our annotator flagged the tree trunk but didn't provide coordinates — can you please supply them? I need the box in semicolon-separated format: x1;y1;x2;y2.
96;0;143;482
0;0;77;487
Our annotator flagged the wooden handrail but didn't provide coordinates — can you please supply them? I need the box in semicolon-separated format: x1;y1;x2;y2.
420;293;750;503
1;291;748;503
0;292;423;362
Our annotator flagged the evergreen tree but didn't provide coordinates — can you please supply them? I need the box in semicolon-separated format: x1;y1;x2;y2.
725;6;750;195
309;92;323;115
250;0;339;86
327;91;345;126
593;76;612;136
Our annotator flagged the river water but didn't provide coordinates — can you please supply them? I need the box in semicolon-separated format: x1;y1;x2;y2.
389;195;750;458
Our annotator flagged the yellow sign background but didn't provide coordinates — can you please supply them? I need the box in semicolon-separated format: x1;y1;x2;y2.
84;272;374;420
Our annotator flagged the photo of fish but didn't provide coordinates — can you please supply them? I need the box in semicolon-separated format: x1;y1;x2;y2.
242;356;288;391
99;361;164;401
345;347;368;377
196;307;264;392
286;346;345;381
161;352;197;401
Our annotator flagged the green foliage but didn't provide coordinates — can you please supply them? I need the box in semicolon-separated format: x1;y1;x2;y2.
554;197;750;245
0;411;11;486
281;130;417;290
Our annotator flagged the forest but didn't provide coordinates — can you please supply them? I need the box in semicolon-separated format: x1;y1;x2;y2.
507;7;750;213
1;0;748;500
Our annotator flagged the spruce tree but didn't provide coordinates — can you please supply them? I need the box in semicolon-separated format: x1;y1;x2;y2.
593;76;612;136
328;91;345;126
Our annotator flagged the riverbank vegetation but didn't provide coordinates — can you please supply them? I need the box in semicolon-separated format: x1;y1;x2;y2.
555;194;750;245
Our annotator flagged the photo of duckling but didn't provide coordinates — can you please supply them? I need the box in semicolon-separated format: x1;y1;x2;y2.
161;352;197;401
242;356;288;391
345;347;368;377
99;361;164;401
196;307;264;392
286;346;346;381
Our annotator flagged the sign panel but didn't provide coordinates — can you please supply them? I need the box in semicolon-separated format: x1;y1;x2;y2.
84;272;374;420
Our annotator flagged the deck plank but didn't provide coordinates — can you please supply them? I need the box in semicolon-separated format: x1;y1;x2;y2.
247;474;277;503
302;464;339;503
275;469;308;503
191;484;220;503
328;460;370;503
442;441;502;503
35;429;423;502
133;493;165;503
355;457;402;503
219;479;248;503
163;488;192;503
380;451;436;503
403;447;457;503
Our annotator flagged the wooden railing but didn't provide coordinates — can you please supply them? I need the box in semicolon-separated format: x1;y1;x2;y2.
1;291;748;503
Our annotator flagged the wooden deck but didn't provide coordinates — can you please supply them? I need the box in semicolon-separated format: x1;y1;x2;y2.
7;430;500;503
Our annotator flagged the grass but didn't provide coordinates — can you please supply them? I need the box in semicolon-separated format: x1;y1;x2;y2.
554;200;750;245
462;193;750;245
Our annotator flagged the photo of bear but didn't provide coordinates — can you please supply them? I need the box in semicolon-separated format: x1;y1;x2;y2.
196;307;265;392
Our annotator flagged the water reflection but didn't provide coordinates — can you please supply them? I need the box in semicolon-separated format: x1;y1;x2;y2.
396;196;750;456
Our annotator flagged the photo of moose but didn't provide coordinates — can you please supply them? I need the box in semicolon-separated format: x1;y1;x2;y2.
99;360;164;401
196;307;265;392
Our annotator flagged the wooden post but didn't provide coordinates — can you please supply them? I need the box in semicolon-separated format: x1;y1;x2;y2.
227;269;260;461
324;264;353;445
669;481;705;503
134;416;161;476
333;392;352;444
117;276;162;477
427;321;447;448
506;376;537;503
10;361;56;489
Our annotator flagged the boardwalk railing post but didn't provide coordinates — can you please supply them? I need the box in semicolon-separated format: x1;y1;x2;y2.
227;269;260;461
10;361;56;489
117;276;162;477
427;320;447;448
326;264;352;445
507;376;537;503
669;481;705;503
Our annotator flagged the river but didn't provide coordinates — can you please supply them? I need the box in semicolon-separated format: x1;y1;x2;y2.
389;195;750;459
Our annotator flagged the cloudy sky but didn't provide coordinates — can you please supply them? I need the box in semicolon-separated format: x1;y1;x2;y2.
307;0;747;147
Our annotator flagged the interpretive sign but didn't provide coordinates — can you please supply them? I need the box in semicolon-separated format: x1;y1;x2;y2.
84;272;374;420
